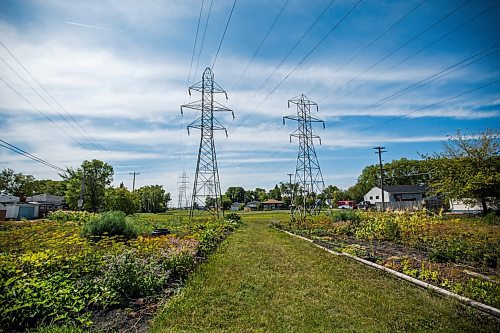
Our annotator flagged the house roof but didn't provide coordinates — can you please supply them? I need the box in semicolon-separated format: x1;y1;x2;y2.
29;194;65;203
261;199;285;204
382;185;427;194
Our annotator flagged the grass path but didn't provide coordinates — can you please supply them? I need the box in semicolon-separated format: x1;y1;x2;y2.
152;213;499;332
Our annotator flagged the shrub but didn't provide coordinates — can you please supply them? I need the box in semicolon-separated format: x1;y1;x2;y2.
331;210;361;224
81;211;138;239
98;249;170;298
224;213;242;222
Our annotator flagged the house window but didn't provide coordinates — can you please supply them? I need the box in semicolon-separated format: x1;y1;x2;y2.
376;195;379;199
369;196;373;200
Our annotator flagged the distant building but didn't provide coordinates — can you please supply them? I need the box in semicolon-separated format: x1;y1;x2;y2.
230;202;242;211
244;201;261;211
364;185;427;211
27;193;66;217
261;199;285;210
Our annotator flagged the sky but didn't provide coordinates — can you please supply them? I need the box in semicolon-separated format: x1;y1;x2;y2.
0;0;499;206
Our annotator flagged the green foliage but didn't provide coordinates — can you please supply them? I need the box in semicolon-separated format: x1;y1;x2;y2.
98;249;171;298
61;160;114;212
136;185;170;213
81;211;139;239
47;210;94;224
0;168;36;197
103;187;140;215
225;212;242;222
32;179;67;197
331;210;361;224
426;129;499;213
225;186;245;203
0;211;241;331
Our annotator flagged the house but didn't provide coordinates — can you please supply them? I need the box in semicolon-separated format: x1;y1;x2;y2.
230;202;242;211
244;201;261;211
261;199;285;210
364;185;427;211
449;199;499;214
27;193;66;217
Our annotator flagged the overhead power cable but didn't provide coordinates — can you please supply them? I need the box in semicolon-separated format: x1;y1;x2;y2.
255;0;338;93
306;0;427;95
360;78;500;132
332;0;500;103
187;0;205;87
319;0;472;103
233;0;290;88
0;77;90;152
0;40;106;152
256;0;363;108
0;139;65;172
194;0;214;80
341;42;500;120
212;0;238;70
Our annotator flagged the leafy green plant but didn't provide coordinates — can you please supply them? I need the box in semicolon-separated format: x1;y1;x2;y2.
331;210;361;224
47;210;94;224
81;211;138;239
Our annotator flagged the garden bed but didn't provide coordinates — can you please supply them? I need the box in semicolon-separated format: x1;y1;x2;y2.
271;211;500;309
0;211;242;332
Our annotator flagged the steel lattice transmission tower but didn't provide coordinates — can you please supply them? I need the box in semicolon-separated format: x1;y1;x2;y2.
177;171;190;209
283;94;325;222
181;67;234;219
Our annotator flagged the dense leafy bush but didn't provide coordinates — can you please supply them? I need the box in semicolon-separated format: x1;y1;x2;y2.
331;210;361;224
81;211;139;239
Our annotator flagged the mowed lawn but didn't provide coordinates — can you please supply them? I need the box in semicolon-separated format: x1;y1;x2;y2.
152;212;499;332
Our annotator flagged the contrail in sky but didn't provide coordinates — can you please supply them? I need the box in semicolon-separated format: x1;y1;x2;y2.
65;21;114;31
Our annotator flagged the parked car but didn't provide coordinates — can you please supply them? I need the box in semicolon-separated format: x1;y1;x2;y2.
357;201;374;210
337;200;357;209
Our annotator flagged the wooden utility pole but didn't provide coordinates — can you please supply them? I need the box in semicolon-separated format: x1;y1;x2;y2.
373;146;386;212
129;172;140;192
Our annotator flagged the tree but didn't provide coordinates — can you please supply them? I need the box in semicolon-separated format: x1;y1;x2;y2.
0;168;36;198
136;185;170;213
255;188;268;202
221;195;232;211
62;159;114;212
32;179;67;196
225;187;245;203
104;187;140;215
426;129;499;214
268;185;282;200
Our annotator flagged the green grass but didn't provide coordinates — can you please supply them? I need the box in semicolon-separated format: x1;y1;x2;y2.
152;211;499;332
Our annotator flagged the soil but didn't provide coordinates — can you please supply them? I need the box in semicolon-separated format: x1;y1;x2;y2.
90;286;180;333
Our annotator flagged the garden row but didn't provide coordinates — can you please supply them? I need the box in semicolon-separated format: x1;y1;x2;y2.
272;210;500;308
0;210;242;331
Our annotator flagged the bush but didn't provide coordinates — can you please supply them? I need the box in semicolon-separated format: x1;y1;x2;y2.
81;211;138;239
331;210;361;224
224;213;242;222
98;249;169;298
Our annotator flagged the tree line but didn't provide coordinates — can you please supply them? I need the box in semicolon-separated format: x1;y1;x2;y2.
0;159;171;214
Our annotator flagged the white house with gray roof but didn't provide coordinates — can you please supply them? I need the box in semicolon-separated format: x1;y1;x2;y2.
364;185;427;205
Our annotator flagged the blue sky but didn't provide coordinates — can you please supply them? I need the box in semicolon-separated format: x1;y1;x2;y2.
0;0;499;205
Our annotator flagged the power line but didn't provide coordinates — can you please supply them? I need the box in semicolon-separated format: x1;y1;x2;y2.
0;40;106;152
0;77;90;152
319;0;472;103
232;0;290;88
212;0;238;70
186;0;205;87
224;0;360;141
341;42;500;120
305;0;427;95
331;0;500;104
360;78;500;132
194;0;214;81
0;139;65;172
257;0;363;108
0;54;103;152
255;0;338;93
